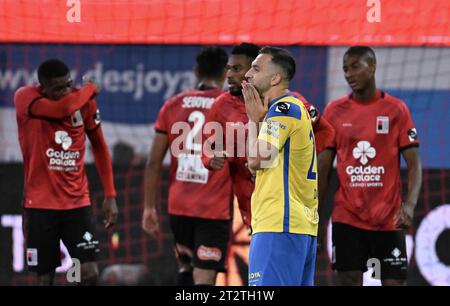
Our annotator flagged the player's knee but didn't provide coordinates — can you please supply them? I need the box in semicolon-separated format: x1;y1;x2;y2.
80;263;99;286
193;268;216;286
382;279;405;286
37;272;55;286
81;269;98;286
338;271;363;286
177;270;194;286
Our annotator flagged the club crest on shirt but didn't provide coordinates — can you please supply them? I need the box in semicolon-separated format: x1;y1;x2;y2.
376;116;389;134
71;110;83;127
26;248;38;266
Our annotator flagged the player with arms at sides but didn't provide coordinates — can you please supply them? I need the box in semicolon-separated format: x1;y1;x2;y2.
243;47;319;285
202;43;334;241
321;46;422;285
142;47;234;286
14;59;118;286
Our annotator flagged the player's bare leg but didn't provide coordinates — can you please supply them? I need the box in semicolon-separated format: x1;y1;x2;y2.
193;267;216;286
338;271;363;286
382;279;405;286
177;262;194;286
174;244;194;285
80;262;99;286
37;272;55;286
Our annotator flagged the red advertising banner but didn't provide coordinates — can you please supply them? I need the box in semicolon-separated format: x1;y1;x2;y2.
0;0;449;46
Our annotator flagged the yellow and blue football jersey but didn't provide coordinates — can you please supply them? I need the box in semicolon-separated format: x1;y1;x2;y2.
251;94;319;235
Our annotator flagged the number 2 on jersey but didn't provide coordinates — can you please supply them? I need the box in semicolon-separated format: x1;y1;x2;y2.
307;130;317;180
185;111;205;151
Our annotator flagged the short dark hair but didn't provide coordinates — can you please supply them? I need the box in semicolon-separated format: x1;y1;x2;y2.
37;59;70;84
344;46;376;63
259;46;296;81
231;43;260;60
196;47;228;79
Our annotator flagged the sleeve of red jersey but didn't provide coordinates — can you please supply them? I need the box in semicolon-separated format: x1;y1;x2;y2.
398;101;419;151
301;99;321;127
154;101;170;134
322;103;337;151
86;101;117;198
25;83;96;119
298;97;335;154
313;116;336;154
83;99;101;132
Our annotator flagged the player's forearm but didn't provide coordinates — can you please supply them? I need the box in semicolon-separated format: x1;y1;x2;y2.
90;129;117;198
247;120;261;171
405;156;422;209
201;140;215;170
144;159;162;210
29;83;96;119
317;149;334;222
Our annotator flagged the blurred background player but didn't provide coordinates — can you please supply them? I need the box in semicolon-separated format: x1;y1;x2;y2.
243;47;318;285
202;43;261;227
321;46;422;286
202;43;334;246
14;59;118;285
142;47;233;286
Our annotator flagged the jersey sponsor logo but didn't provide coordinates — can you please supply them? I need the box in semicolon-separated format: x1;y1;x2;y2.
83;231;93;242
352;140;376;165
275;102;290;114
260;119;286;140
342;123;352;127
392;248;401;258
249;272;261;279
248;271;262;285
47;131;81;171
197;245;222;262
26;248;38;266
408;128;418;142
55;131;72;150
376;116;389;134
384;247;407;266
46;149;80;166
176;153;209;184
77;231;99;250
346;140;384;187
182;96;214;109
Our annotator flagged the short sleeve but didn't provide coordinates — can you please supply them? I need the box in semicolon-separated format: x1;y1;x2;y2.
321;103;337;150
398;102;419;150
289;91;321;126
258;101;301;150
154;101;170;134
83;99;101;132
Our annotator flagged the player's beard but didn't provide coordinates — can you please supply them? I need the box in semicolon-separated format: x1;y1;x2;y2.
229;86;242;97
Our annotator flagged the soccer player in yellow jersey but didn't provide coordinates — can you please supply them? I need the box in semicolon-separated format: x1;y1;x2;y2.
242;47;318;286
